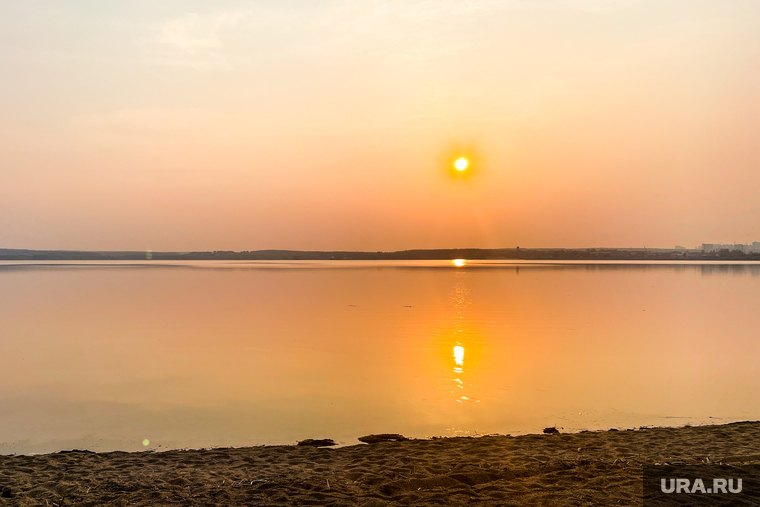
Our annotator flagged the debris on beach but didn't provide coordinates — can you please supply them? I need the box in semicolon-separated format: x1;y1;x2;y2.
296;439;337;447
358;434;408;444
543;427;560;434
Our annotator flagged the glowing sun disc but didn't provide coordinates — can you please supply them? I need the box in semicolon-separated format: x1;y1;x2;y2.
454;158;468;171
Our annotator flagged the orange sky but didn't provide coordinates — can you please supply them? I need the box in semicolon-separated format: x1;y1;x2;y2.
2;1;759;251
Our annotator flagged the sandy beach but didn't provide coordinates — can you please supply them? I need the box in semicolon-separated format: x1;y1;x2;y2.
1;421;759;506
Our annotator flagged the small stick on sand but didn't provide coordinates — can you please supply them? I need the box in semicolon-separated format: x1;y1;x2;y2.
326;479;330;489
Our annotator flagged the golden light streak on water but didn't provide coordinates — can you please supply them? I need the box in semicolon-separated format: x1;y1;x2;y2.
454;345;464;366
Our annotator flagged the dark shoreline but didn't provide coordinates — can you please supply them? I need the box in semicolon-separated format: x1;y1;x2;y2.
2;247;759;262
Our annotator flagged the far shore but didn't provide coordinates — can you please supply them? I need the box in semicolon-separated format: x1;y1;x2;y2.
2;421;759;505
3;246;760;262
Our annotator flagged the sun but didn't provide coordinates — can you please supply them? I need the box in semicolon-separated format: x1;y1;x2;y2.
440;143;479;179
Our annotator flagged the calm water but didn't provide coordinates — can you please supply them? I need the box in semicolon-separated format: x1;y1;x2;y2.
2;260;760;454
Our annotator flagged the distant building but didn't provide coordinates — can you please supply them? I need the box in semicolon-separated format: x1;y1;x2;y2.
701;242;760;253
675;245;686;250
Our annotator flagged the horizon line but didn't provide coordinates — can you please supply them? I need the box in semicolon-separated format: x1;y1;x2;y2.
1;246;704;254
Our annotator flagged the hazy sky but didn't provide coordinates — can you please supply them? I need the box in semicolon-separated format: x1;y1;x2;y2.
2;0;759;251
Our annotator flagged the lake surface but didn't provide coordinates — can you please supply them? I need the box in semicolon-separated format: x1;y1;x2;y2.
2;260;760;454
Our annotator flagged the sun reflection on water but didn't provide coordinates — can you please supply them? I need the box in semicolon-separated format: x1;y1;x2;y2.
448;284;479;403
454;345;464;365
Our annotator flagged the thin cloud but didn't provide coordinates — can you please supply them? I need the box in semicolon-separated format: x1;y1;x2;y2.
147;0;642;68
559;0;641;12
154;11;245;68
159;12;243;51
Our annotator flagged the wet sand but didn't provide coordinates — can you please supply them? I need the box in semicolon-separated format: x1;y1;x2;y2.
1;422;760;506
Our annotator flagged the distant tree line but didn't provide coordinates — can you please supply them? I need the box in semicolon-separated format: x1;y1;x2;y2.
3;248;760;261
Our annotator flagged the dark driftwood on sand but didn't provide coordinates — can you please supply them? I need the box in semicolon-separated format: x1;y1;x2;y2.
358;434;409;444
296;439;337;447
